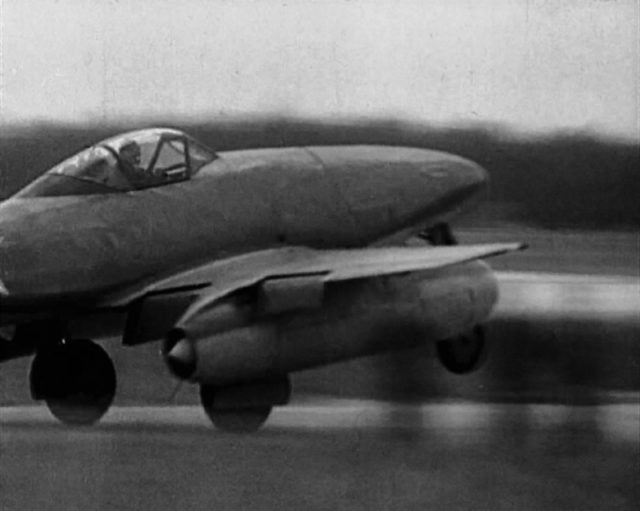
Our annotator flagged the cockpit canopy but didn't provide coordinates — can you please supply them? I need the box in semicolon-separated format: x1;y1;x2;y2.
14;128;217;198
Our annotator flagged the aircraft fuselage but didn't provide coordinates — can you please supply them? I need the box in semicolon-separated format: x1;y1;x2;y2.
0;145;485;313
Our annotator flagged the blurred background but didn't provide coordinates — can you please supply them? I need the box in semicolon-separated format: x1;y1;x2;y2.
0;1;638;509
0;0;638;410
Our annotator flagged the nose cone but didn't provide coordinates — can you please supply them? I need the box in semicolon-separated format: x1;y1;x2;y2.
163;329;196;380
410;148;487;194
0;233;14;299
413;150;488;210
307;145;487;237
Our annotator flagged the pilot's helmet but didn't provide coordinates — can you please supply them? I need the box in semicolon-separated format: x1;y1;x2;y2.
119;140;141;164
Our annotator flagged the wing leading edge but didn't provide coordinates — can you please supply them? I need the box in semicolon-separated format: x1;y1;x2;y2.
104;243;525;315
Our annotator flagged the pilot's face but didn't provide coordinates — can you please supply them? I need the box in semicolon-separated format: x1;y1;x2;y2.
122;146;141;165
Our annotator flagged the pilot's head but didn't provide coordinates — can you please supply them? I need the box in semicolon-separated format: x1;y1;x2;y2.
120;140;141;166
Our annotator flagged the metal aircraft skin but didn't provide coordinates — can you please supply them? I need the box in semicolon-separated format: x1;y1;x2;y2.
0;128;522;432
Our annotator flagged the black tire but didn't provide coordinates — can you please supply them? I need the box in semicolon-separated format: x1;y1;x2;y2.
199;384;272;434
30;340;116;426
436;326;486;375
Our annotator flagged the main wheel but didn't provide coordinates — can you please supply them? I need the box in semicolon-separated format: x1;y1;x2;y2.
199;377;290;433
199;384;272;433
30;339;116;426
437;326;486;374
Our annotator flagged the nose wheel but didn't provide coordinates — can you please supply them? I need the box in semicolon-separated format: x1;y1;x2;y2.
437;326;486;374
30;339;116;425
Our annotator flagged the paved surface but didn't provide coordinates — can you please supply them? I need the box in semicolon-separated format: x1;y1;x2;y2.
1;401;638;511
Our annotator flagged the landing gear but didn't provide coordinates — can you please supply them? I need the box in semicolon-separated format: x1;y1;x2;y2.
437;326;486;374
199;377;291;433
30;339;116;425
200;393;272;433
420;222;457;246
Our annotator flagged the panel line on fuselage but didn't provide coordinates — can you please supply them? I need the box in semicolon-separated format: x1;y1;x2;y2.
301;146;361;242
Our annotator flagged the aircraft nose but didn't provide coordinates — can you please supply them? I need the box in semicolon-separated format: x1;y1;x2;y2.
309;145;488;237
394;149;488;227
415;151;488;205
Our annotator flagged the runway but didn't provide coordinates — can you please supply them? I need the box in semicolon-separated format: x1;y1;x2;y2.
2;401;638;511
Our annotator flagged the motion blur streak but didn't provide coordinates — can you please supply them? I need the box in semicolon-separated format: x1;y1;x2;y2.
495;272;640;320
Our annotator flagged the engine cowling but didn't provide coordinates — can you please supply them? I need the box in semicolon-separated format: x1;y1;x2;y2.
163;260;498;385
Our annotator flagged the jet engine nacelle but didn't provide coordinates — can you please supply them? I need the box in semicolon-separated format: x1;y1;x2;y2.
163;261;498;385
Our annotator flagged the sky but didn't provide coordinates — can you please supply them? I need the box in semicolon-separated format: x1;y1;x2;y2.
0;0;638;137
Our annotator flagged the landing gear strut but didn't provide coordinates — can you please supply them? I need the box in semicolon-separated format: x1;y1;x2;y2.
420;222;457;246
199;377;291;433
30;339;116;425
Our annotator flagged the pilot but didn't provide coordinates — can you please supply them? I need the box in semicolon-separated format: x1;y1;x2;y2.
119;140;149;188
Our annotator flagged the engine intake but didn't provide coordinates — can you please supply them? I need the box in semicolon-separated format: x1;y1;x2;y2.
163;328;195;379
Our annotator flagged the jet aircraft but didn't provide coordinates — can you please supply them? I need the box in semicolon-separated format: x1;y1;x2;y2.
0;128;523;432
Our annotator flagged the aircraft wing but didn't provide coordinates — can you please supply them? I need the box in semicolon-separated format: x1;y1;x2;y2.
105;243;524;319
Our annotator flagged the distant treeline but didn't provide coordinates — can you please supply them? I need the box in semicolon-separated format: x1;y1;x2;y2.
1;118;637;229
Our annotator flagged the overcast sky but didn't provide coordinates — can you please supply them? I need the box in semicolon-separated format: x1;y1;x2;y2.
0;0;637;137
